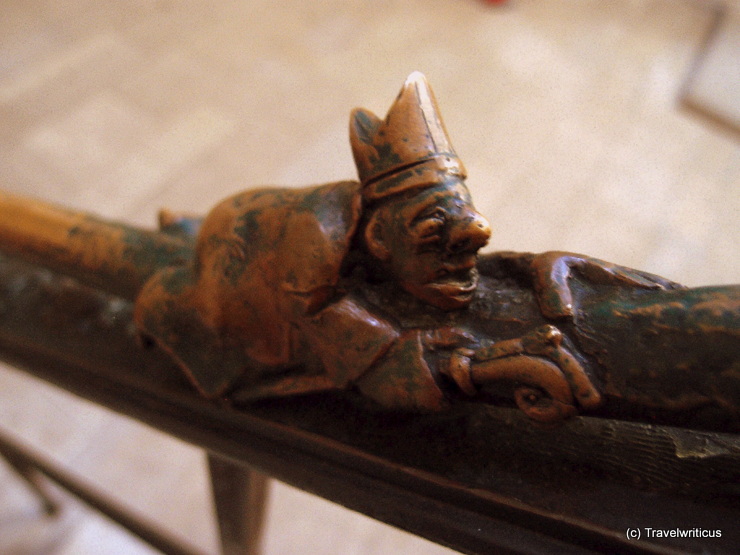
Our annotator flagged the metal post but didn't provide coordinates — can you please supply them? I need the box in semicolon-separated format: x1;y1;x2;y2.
208;455;270;555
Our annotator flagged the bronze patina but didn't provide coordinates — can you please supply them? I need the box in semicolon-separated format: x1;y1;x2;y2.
0;73;737;429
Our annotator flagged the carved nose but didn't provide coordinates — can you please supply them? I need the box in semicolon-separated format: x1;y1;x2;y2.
447;211;491;255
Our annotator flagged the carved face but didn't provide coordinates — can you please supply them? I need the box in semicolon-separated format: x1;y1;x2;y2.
365;178;491;310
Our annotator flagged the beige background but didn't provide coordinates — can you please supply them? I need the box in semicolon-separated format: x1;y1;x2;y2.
0;0;738;553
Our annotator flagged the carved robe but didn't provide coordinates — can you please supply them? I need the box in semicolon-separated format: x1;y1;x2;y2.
136;180;447;410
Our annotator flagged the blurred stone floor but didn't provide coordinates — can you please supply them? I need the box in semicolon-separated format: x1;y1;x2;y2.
0;0;737;553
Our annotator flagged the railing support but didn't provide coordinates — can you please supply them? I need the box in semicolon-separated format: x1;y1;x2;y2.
208;455;270;555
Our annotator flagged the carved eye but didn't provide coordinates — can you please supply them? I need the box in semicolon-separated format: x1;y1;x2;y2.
417;218;443;238
417;208;446;229
414;209;447;249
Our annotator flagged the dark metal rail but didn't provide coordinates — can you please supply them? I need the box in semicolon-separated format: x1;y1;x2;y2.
0;255;738;554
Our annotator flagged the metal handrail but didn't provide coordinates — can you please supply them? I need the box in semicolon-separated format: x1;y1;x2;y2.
0;254;737;554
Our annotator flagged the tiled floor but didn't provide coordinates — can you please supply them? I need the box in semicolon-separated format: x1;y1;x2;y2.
0;0;737;553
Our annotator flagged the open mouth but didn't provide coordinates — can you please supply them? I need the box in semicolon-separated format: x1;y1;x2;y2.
429;267;479;299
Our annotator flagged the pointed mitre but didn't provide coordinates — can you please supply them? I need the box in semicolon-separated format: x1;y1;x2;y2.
350;72;466;202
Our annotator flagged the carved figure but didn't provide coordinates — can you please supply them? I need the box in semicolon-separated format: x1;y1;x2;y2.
0;73;736;427
133;73;737;425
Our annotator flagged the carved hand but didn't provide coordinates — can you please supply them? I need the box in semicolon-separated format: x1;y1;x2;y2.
530;251;684;319
422;327;475;351
423;328;478;396
442;325;603;423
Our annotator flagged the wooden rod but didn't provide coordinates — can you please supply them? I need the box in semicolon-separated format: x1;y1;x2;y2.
0;191;192;300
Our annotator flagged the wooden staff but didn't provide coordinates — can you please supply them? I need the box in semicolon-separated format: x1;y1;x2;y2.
0;191;191;300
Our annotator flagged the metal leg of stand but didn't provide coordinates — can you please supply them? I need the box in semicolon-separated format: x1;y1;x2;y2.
0;428;203;555
208;454;270;555
0;446;60;516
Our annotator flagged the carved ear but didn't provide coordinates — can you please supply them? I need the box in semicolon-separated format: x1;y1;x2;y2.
364;210;390;262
